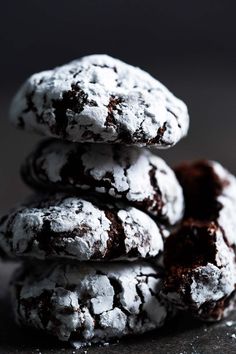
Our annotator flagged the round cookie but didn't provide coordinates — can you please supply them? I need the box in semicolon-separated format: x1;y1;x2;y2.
0;194;165;261
21;139;184;225
10;54;189;148
11;261;172;345
162;160;236;321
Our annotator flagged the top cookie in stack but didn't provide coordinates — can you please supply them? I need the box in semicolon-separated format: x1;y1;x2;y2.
3;55;189;346
10;54;189;148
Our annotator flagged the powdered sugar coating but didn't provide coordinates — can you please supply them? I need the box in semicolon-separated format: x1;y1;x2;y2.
22;139;184;224
11;261;172;344
10;54;189;148
0;194;164;261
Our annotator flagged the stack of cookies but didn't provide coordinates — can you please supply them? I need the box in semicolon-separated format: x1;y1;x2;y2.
3;54;236;347
0;55;188;346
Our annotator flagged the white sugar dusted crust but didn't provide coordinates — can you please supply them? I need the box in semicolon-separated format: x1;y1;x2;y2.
11;261;173;344
0;194;165;261
162;160;236;321
10;54;189;148
22;139;184;225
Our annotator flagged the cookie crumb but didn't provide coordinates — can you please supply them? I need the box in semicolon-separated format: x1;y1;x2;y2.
226;321;234;327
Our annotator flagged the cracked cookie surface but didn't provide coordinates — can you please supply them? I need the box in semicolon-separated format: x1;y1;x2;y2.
0;194;165;261
21;139;184;225
162;160;236;321
11;261;172;345
10;54;189;148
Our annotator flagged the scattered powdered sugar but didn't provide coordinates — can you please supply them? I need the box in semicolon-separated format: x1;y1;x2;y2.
226;321;234;327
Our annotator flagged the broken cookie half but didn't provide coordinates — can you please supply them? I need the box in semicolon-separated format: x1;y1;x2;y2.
162;160;236;321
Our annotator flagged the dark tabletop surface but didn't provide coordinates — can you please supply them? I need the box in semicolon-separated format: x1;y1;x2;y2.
1;56;236;353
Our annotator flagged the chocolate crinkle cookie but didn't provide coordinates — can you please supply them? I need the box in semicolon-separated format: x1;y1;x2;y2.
11;261;173;346
162;160;236;321
163;220;236;321
0;194;166;261
21;139;184;225
10;54;189;148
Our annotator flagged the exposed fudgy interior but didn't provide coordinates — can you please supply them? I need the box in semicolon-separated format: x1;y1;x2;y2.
175;160;228;221
162;160;234;311
164;219;218;269
163;219;221;305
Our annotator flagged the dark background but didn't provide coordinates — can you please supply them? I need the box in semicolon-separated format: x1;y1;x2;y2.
1;2;236;353
1;0;236;213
